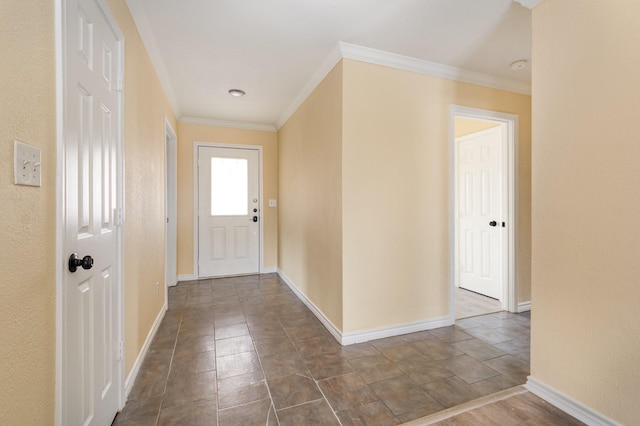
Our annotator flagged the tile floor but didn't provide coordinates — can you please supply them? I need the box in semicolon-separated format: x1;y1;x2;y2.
454;288;503;320
114;274;530;425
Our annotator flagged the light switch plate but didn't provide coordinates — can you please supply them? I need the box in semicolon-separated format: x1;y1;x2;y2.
268;199;277;207
14;140;41;187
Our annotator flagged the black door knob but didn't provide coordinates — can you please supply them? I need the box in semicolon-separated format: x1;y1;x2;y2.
252;216;258;222
68;253;94;272
489;221;498;227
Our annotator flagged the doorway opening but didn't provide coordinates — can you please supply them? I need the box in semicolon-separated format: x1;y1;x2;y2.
449;105;518;320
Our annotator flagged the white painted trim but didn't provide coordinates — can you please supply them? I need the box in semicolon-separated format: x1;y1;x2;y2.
276;41;531;130
526;377;620;426
165;118;178;292
54;1;64;423
514;0;543;9
193;142;264;278
342;316;454;346
124;0;180;116
124;302;167;399
180;116;276;133
517;301;531;313
177;274;197;282
339;42;531;96
277;270;343;344
276;43;343;129
277;270;455;346
450;106;519;318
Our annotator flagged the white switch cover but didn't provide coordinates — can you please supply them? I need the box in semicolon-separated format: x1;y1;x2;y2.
268;199;277;207
14;140;41;187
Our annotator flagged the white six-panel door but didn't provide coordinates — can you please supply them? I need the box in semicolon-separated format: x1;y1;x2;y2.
198;146;260;277
457;126;503;300
62;0;122;424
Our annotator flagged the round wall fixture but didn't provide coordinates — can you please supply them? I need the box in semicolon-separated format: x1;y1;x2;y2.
510;60;527;70
228;89;246;97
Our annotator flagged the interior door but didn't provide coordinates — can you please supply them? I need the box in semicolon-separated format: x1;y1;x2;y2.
62;0;122;424
198;146;260;277
457;126;503;300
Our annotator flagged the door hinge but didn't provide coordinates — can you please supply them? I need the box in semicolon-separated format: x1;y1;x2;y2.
114;208;124;226
117;341;124;361
116;73;124;92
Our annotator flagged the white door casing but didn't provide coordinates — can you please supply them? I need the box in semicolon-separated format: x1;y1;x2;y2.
197;145;261;277
449;105;518;317
165;120;177;287
457;127;503;299
57;0;124;424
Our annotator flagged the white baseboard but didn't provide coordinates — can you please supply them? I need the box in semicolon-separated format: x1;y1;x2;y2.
277;269;455;346
277;269;343;344
261;267;277;274
124;302;167;399
517;301;531;313
342;315;454;345
177;274;197;282
526;377;620;426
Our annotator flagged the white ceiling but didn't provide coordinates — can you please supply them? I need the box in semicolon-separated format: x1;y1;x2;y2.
126;0;532;129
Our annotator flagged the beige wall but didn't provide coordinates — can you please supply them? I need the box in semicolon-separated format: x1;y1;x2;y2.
278;63;344;330
341;59;531;332
176;124;278;276
0;1;56;423
531;1;640;424
0;0;175;422
106;0;177;375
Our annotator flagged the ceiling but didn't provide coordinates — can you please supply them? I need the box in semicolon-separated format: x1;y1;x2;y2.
126;0;532;129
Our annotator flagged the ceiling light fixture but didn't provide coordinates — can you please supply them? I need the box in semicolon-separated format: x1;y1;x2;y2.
228;89;246;97
510;59;527;70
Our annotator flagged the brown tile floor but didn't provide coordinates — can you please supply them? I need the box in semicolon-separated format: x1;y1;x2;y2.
113;274;531;425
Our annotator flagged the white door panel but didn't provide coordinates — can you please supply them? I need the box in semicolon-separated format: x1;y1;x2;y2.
457;127;502;300
63;0;122;424
198;147;260;277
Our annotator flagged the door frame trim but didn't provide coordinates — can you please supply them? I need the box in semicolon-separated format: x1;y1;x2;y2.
164;118;177;289
193;142;264;278
55;0;125;423
449;105;519;318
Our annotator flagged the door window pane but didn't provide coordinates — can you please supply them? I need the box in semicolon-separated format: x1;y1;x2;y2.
211;157;248;216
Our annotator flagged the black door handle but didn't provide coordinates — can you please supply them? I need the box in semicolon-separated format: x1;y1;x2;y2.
489;221;497;227
252;216;258;222
68;253;94;272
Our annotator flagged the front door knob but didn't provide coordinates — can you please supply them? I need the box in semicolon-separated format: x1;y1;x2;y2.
252;216;258;222
489;221;497;227
68;253;94;272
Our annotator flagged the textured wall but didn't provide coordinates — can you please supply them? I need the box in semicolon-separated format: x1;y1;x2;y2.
278;63;344;330
341;59;532;332
0;1;56;423
531;1;640;423
106;0;177;376
176;123;279;276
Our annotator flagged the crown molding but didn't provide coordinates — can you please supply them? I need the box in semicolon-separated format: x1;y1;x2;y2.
179;116;277;132
275;42;531;129
339;42;531;96
513;0;544;9
275;44;343;129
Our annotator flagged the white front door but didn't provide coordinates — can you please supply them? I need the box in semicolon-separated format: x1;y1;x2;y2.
62;0;122;424
198;146;260;277
457;126;503;300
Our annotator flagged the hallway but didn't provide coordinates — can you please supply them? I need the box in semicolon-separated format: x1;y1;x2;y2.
114;274;531;425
